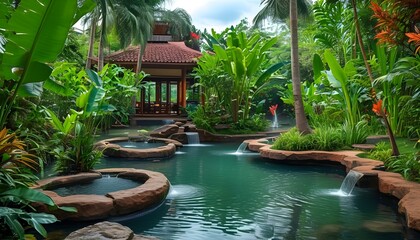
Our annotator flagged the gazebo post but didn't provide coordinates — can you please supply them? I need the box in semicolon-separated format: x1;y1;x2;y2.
181;68;187;107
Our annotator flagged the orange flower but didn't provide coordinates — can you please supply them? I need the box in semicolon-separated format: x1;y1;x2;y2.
406;26;420;54
269;104;278;116
372;99;384;116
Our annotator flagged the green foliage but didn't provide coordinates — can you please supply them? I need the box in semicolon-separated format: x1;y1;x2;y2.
0;128;74;239
373;55;420;138
272;128;315;151
312;126;345;151
368;142;392;162
384;153;420;182
0;0;93;129
313;0;353;64
188;105;219;132
272;126;355;151
194;27;282;124
342;120;369;145
45;69;117;174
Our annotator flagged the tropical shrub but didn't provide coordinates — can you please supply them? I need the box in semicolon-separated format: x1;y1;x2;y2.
194;27;283;126
368;142;392;162
0;0;93;130
312;126;345;151
272;128;315;151
0;128;74;239
46;70;113;174
342;120;369;146
384;153;420;182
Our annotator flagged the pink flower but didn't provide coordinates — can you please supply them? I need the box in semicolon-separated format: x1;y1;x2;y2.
190;32;200;40
269;104;278;116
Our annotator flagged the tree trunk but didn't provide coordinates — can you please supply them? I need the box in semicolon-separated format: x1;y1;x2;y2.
85;20;96;69
290;0;311;134
98;34;104;71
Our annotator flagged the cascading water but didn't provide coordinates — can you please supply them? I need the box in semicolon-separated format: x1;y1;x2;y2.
185;132;200;144
235;142;249;154
339;170;364;195
272;114;279;128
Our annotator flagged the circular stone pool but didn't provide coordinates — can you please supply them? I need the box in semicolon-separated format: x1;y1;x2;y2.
34;169;170;221
115;141;166;149
52;176;141;196
95;137;182;159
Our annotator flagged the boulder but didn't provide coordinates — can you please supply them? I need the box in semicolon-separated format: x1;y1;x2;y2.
399;190;420;231
65;221;157;240
149;124;179;138
169;133;188;144
106;170;170;216
40;191;114;221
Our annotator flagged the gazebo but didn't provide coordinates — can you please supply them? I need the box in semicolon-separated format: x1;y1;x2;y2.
103;41;202;116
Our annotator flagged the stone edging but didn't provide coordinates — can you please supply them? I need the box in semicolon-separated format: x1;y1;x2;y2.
246;139;420;231
33;168;170;221
95;137;181;159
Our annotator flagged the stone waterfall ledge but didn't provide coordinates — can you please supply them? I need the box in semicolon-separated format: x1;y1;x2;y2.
33;168;170;221
246;138;420;232
95;137;181;159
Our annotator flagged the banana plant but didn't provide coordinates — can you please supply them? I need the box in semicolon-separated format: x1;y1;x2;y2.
212;30;279;122
322;49;360;127
0;0;95;129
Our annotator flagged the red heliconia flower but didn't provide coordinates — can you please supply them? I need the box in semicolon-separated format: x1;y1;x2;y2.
269;104;278;116
190;32;200;40
406;26;420;54
372;99;385;116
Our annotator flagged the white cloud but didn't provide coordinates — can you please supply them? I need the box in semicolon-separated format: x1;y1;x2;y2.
164;0;263;32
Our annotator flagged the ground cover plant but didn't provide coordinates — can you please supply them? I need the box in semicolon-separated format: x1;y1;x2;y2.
369;139;420;182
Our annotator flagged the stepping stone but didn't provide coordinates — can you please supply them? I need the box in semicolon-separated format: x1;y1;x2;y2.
366;135;389;144
352;144;376;151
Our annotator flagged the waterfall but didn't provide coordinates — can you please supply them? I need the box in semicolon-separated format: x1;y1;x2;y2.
339;170;364;195
272;114;279;128
185;132;200;144
235;142;249;154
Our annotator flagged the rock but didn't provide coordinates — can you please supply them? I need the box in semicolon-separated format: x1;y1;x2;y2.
214;124;230;130
352;144;376;151
378;174;418;199
106;170;170;216
168;133;188;144
149;124;179;138
35;169;170;221
363;220;401;232
65;221;157;240
101;143;176;159
366;135;389;144
399;190;420;231
183;123;197;132
39;192;114;221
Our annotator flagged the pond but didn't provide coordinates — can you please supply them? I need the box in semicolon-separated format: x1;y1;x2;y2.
51;176;141;197
114;141;167;149
51;142;416;240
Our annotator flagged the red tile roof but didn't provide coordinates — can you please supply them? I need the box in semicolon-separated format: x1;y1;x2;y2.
105;42;202;64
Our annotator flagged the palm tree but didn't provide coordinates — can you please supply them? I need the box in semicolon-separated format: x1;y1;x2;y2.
155;8;193;41
253;0;312;134
85;0;165;71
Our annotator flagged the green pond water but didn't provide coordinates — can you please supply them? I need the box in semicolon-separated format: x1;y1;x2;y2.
88;143;418;240
48;142;420;240
52;176;140;196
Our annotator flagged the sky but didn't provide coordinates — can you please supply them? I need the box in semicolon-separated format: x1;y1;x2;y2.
74;0;264;33
163;0;264;32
